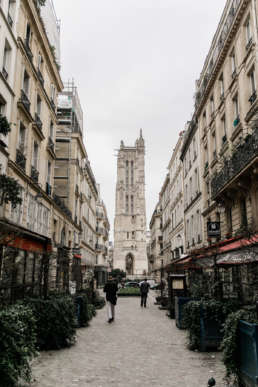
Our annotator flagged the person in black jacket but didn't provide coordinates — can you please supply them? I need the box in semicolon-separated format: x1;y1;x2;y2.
140;279;150;308
103;276;118;323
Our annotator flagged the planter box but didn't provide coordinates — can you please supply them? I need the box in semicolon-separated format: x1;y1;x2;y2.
175;297;192;329
199;311;223;351
239;320;258;387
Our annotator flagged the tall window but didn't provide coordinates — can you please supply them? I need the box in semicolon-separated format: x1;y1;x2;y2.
23;70;30;95
219;74;224;97
126;160;129;187
221;115;227;140
32;141;38;168
212;131;217;158
50;83;55;102
126;195;129;213
231;50;236;74
25;23;32;45
2;40;11;79
47;161;51;184
240;198;248;228
233;94;239;119
50;121;54;138
18;123;26;151
36;95;41;117
210;95;215;114
37;52;43;71
249;68;256;95
131;195;134;214
203;110;207;128
131;160;134;185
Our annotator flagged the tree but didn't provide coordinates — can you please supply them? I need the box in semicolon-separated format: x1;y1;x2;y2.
110;268;126;281
0;114;11;136
0;175;22;208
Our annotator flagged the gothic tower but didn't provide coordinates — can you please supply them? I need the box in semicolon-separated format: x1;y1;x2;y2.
113;130;148;277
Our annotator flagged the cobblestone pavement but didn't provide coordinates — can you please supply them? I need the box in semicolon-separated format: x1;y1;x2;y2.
31;292;228;387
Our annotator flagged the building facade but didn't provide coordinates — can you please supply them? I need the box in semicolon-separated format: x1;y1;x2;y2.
168;132;185;260
160;174;171;265
113;130;148;277
149;202;163;280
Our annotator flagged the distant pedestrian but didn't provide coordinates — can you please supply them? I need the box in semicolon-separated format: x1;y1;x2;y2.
104;276;118;323
140;278;150;308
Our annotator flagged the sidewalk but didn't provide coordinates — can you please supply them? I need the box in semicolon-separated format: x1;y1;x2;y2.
31;291;227;387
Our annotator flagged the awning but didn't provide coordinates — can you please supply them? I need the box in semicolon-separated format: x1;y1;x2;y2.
217;246;258;265
73;254;82;259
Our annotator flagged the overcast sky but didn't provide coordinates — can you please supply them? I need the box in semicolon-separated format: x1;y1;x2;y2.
53;0;226;237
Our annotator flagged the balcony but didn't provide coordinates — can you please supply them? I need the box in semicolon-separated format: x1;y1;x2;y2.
222;134;227;145
249;91;257;105
24;39;33;62
15;149;26;171
33;113;44;140
211;127;258;199
2;67;8;80
96;212;104;220
7;13;13;27
37;69;44;86
46;182;52;196
34;113;42;130
18;89;31;116
95;243;105;252
31;166;39;183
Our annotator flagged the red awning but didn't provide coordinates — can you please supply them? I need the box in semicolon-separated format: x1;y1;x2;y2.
74;254;82;259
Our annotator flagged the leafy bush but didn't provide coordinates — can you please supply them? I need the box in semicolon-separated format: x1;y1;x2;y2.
75;294;96;327
25;296;76;350
183;299;239;350
0;304;37;386
118;287;141;296
87;303;96;320
221;307;258;381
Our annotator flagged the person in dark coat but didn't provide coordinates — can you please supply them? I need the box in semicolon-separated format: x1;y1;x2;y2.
140;278;150;308
103;276;118;323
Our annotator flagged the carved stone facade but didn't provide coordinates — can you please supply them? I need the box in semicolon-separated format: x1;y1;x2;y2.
113;131;148;276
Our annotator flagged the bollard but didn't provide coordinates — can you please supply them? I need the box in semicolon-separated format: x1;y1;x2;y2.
207;377;216;386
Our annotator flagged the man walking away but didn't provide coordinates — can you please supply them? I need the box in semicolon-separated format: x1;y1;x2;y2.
104;276;118;323
140;278;150;308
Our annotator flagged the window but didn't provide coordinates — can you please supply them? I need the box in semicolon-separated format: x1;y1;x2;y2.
36;95;41;116
18;123;26;152
240;198;248;228
23;70;30;95
210;95;215;114
131;195;134;214
127;232;129;239
212;131;217;158
25;23;32;45
221;115;227;140
194;169;198;194
203;110;207;128
126;195;129;213
126;160;129;187
132;231;135;239
0;99;6;115
131;161;134;185
233;94;239;119
227;207;233;234
50;121;54;138
2;40;11;79
249;68;256;95
32;141;39;168
231;50;236;74
8;0;16;27
47;161;51;184
219;74;224;97
37;52;43;71
50;83;55;102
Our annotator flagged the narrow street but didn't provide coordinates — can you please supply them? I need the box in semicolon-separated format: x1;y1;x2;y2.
31;292;227;387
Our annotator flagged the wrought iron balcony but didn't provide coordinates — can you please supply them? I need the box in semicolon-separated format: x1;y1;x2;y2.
46;182;52;196
249;91;257;105
2;67;8;80
211;127;258;199
53;193;72;220
47;136;54;151
37;68;44;86
24;39;33;61
19;89;31;114
34;113;42;131
16;149;26;171
31;166;39;183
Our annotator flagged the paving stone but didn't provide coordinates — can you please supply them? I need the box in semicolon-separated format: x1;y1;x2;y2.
31;292;228;386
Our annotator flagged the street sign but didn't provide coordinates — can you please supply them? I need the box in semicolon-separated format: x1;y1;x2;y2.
207;221;221;238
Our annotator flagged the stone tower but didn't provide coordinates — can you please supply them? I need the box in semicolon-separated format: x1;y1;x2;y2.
113;130;148;277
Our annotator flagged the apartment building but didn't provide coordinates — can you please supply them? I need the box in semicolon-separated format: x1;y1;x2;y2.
180;120;203;254
168;132;185;260
194;0;258;242
160;174;171;265
0;0;20;173
149;202;163;280
95;194;110;286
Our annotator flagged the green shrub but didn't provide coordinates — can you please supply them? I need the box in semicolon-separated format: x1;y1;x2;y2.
118;287;141;296
183;299;239;350
25;296;76;350
87;304;96;320
221;307;258;381
75;294;92;327
0;304;37;387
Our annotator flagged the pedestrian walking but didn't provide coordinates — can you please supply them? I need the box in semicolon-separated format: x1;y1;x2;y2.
103;276;118;323
140;278;150;308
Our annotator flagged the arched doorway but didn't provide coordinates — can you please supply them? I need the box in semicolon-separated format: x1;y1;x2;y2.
125;253;134;275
